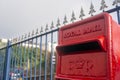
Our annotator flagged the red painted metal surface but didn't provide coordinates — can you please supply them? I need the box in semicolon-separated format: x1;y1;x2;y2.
56;12;120;80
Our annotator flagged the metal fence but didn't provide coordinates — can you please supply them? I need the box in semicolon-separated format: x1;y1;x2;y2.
1;27;58;80
0;0;120;80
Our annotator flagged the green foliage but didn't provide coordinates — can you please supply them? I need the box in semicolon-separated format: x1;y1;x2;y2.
11;45;46;75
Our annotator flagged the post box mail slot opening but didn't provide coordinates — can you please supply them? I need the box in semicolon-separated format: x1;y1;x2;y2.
56;40;107;78
57;40;106;54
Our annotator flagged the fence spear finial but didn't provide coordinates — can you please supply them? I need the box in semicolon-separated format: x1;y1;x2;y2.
28;32;30;37
100;0;108;11
45;24;49;31
32;30;34;36
89;2;96;16
79;7;85;20
71;11;76;22
56;18;60;27
63;15;68;25
21;35;24;40
50;21;54;29
40;26;43;33
113;0;120;6
36;28;39;35
24;33;27;39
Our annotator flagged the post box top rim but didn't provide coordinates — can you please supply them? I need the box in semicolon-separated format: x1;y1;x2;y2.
59;12;112;30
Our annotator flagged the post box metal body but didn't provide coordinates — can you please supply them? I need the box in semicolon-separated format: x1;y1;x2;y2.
56;13;120;80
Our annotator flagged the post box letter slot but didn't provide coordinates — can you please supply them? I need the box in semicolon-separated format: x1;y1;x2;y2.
57;41;105;54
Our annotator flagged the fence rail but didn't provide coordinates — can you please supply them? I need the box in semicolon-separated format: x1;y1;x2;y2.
0;0;120;80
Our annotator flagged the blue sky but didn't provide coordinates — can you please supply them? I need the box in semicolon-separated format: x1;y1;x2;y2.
0;0;117;39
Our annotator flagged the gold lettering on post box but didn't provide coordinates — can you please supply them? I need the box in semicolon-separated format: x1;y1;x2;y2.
83;24;102;35
64;29;82;39
63;24;103;39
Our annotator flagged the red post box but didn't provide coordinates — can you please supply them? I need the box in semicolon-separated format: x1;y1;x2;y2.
56;12;120;80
